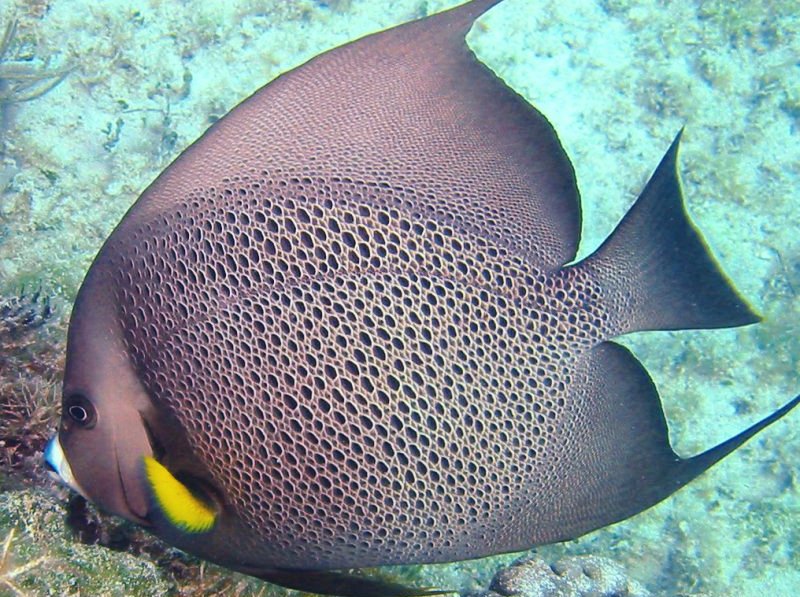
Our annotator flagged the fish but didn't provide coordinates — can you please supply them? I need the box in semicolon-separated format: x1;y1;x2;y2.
44;0;799;595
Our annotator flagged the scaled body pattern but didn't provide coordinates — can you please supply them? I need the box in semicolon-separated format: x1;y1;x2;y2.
45;1;799;596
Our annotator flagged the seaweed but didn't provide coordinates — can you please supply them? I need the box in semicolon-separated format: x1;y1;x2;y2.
0;287;64;485
0;19;72;158
0;489;174;595
0;19;69;107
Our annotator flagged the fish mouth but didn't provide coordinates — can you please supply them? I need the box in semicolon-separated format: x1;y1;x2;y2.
44;435;88;499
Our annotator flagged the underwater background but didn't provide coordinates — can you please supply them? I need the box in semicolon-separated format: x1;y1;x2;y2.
0;0;797;595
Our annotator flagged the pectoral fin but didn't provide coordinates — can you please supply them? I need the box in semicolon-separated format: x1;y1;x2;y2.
143;456;217;533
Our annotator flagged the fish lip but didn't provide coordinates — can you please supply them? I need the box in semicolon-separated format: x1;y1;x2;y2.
44;434;88;498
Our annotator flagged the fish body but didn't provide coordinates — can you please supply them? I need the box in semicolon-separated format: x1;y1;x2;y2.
45;0;799;595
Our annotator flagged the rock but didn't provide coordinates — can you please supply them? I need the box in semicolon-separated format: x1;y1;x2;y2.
466;554;651;597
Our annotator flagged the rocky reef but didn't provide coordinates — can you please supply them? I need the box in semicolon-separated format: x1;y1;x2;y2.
466;555;650;597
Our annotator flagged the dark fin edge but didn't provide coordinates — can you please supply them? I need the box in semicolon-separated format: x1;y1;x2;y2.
435;0;505;31
253;568;454;597
575;130;759;335
673;392;800;489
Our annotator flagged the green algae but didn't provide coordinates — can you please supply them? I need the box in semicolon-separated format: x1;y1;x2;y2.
0;489;170;596
0;489;293;596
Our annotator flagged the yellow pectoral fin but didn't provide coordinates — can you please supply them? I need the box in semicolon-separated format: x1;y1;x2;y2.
143;456;216;533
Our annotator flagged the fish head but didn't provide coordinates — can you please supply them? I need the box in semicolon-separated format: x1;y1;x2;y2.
45;258;228;541
45;263;155;525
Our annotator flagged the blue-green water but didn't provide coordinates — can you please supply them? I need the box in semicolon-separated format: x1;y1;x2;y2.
0;0;797;594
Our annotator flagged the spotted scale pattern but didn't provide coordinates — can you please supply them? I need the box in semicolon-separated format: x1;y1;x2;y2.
106;168;612;567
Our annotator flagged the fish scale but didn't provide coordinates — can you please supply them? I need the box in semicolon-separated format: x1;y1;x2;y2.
110;174;604;566
44;1;799;596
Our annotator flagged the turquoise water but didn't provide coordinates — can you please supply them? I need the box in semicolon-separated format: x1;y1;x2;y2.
0;0;797;594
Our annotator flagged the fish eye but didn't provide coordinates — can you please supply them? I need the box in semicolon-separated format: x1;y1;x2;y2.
65;394;97;429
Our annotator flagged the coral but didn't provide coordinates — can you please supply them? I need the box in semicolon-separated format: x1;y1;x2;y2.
0;286;54;352
465;554;651;597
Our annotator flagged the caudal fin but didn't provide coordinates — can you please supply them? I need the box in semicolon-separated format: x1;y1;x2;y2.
576;130;759;336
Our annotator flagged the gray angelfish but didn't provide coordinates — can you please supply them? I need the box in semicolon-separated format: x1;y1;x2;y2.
45;0;799;595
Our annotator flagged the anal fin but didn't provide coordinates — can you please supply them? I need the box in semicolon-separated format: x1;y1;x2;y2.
675;392;800;487
550;342;800;543
549;341;681;540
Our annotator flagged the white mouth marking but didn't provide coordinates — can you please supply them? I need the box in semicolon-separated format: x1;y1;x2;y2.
44;435;88;499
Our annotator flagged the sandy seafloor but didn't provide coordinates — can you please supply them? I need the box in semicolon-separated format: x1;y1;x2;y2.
0;0;798;595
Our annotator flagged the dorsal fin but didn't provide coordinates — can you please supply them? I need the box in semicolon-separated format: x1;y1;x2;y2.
422;0;505;33
116;0;580;270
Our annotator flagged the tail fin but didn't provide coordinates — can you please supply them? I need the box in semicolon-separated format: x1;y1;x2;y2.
576;131;759;336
